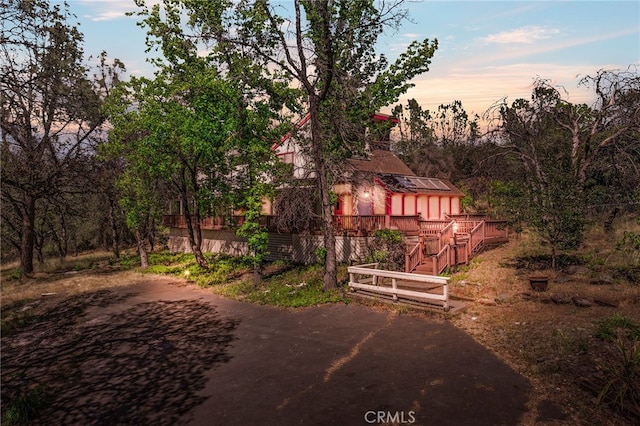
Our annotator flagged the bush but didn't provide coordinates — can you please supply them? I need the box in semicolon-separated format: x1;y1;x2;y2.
2;386;47;425
594;315;640;342
366;229;405;271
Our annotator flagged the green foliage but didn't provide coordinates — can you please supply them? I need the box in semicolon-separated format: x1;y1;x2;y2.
594;315;640;342
366;229;405;271
4;269;22;282
596;334;640;416
137;252;253;286
1;0;121;274
314;247;327;264
233;264;347;307
1;303;41;337
372;229;403;244
2;386;47;425
616;218;640;266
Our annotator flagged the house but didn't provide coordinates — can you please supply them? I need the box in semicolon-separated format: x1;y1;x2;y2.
269;113;465;235
163;112;508;271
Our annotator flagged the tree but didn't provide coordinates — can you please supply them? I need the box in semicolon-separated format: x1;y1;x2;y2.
164;0;438;289
1;0;113;275
551;69;640;228
489;83;591;267
392;99;481;182
120;0;294;272
105;67;242;268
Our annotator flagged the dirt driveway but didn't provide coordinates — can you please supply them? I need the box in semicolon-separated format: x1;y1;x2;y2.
2;278;554;425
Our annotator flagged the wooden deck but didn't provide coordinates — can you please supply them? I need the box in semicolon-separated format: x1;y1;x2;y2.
405;219;509;275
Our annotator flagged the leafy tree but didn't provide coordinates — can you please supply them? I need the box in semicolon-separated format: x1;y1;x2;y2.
490;83;589;267
393;99;481;183
1;0;118;274
105;66;241;268
126;0;293;274
167;0;438;289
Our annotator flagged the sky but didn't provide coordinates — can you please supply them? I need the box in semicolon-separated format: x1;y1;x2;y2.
71;0;640;117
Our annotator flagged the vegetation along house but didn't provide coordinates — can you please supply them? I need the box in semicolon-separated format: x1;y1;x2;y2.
163;113;508;273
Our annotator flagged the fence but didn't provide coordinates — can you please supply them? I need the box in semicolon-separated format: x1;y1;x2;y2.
348;263;450;310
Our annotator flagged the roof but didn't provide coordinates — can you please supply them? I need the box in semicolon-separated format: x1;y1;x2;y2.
376;174;464;196
347;150;416;176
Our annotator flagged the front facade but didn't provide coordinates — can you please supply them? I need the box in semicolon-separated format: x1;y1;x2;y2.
270;114;464;224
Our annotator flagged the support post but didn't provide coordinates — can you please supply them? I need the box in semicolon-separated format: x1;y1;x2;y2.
392;278;398;301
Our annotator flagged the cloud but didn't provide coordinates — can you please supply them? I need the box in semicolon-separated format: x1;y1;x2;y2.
481;26;561;44
387;63;602;119
78;0;154;22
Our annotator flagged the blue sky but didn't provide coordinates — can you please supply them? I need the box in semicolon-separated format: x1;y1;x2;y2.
72;0;639;116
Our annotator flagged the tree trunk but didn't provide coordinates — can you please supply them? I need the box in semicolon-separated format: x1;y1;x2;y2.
309;98;337;290
20;196;36;276
180;189;208;269
253;262;262;287
604;207;619;233
57;213;68;262
108;196;120;258
136;229;149;268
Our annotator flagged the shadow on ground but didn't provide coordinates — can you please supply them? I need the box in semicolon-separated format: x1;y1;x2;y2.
1;290;238;425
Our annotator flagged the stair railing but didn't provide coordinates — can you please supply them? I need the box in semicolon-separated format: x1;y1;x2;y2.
405;241;422;273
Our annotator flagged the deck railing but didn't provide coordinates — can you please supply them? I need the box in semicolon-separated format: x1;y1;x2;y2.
405;241;422;273
419;220;450;235
390;215;420;232
432;245;450;275
408;218;509;273
334;215;385;233
469;221;485;255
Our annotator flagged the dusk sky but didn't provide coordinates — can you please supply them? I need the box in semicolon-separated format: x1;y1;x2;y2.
72;0;639;116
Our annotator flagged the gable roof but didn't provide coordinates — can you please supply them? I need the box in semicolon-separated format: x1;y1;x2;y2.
346;149;416;176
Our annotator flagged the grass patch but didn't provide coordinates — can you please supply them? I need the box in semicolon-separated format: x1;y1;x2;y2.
595;314;640;342
126;252;253;286
2;386;48;425
124;251;347;308
0;300;42;336
215;264;349;308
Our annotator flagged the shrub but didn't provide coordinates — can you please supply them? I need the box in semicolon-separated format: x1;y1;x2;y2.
597;333;640;416
2;386;47;425
594;315;640;342
366;229;405;271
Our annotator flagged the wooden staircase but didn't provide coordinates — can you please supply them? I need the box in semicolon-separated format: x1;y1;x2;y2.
405;218;509;275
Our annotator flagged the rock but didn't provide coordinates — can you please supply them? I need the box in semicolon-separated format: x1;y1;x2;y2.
572;297;592;308
550;296;572;304
564;266;589;275
594;298;619;308
591;275;615;285
520;292;533;301
495;293;510;304
478;298;497;306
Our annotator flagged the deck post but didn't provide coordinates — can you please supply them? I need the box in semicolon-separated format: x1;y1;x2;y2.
392;278;398;301
443;282;449;311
